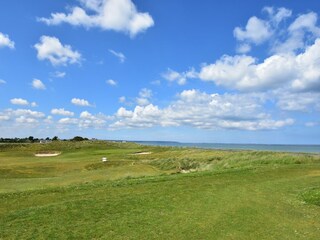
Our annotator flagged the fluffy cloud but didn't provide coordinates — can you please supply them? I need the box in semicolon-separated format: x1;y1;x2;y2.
57;111;108;129
116;107;133;118
109;49;126;63
275;91;320;112
236;44;251;54
0;79;6;84
10;98;38;107
1;109;46;122
162;68;198;85
110;89;293;131
10;98;29;106
34;36;82;66
79;111;107;128
71;98;93;107
0;113;10;121
0;109;43;127
234;16;272;45
51;108;74;116
136;88;152;106
15;116;39;124
274;12;320;53
31;102;38;107
38;0;154;37
0;32;15;49
106;79;117;86
235;7;320;54
58;118;79;125
263;7;292;25
289;12;320;33
139;88;152;98
12;109;45;118
234;7;295;53
199;38;320;92
0;108;111;135
163;69;187;85
32;79;46;90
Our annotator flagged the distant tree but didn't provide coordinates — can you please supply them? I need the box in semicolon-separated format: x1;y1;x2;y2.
28;136;34;143
52;136;59;141
71;136;88;141
45;137;51;141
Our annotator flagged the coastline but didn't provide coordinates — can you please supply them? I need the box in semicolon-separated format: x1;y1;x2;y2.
133;141;320;153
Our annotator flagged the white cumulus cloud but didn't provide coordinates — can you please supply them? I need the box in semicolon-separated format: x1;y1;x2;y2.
5;109;46;118
110;89;293;131
38;0;154;37
79;111;107;128
263;7;292;25
0;115;10;121
15;116;39;124
275;91;320;112
0;32;15;49
58;118;79;125
32;79;46;90
106;79;117;86
31;102;38;107
51;108;74;116
136;88;152;106
10;98;29;106
71;98;93;107
199;38;320;92
273;12;320;53
162;68;198;85
234;7;294;53
234;16;273;45
34;36;82;66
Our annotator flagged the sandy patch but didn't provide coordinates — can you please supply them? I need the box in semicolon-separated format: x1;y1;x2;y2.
35;152;61;157
131;152;152;155
180;169;197;174
308;170;320;177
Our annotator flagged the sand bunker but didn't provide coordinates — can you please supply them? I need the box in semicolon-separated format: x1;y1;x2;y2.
308;170;320;176
34;152;61;157
180;169;197;174
131;152;152;155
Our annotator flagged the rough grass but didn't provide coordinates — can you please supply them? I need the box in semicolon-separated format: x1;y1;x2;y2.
301;187;320;206
0;141;320;239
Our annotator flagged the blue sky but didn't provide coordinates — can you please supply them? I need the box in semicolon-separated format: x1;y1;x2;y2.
0;0;320;144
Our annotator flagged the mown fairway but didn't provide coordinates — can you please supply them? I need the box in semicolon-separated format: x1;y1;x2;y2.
0;141;320;239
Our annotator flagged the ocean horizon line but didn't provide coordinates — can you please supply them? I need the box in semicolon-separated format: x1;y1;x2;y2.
129;141;320;153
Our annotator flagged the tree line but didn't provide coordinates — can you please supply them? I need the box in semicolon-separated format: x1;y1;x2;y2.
0;136;89;143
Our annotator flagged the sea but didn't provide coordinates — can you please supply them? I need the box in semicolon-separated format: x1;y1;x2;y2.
133;141;320;154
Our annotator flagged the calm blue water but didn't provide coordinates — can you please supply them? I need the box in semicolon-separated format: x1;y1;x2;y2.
134;141;320;153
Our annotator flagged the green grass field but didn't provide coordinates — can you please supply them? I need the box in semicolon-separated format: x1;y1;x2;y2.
1;141;320;239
